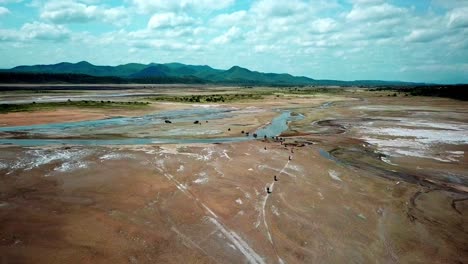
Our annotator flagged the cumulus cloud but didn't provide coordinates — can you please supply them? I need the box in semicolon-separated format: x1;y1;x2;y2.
432;0;468;9
308;18;337;33
404;29;445;43
0;21;69;42
147;12;195;29
132;0;234;14
21;21;70;41
252;0;309;17
0;0;23;3
211;11;247;27
212;26;242;44
0;29;17;41
346;2;406;22
0;6;10;16
447;7;468;28
40;0;129;26
132;40;201;51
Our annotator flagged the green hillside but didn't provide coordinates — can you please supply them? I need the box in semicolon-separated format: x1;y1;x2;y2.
2;61;426;86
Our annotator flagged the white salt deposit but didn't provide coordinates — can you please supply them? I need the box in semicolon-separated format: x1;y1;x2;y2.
328;170;342;181
11;148;92;172
271;205;280;216
193;172;209;184
53;161;88;173
177;165;184;172
100;153;134;161
358;118;468;162
381;156;397;166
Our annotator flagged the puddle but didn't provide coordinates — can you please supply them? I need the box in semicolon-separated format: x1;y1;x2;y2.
319;149;344;166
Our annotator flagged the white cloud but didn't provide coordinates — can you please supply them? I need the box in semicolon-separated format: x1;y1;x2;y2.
132;0;234;14
147;12;195;29
346;2;406;22
40;0;129;26
211;11;247;27
1;22;70;42
447;7;468;28
0;0;23;4
0;28;17;41
134;41;202;51
308;18;337;33
432;0;468;9
252;0;309;17
21;21;70;41
0;6;10;16
253;44;279;53
349;0;384;5
212;26;242;45
401;63;468;73
101;7;129;26
404;29;445;43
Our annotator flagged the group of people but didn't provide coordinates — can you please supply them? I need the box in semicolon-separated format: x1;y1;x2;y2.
264;137;295;194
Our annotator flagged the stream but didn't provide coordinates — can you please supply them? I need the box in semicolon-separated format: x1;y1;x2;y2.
0;108;303;146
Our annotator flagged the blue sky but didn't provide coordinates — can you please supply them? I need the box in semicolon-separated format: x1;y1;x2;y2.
0;0;467;83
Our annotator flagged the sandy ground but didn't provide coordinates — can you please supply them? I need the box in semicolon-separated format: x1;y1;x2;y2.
0;90;467;263
0;109;109;127
0;101;194;127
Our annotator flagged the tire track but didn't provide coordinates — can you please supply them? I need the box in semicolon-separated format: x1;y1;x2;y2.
155;164;265;264
261;159;290;263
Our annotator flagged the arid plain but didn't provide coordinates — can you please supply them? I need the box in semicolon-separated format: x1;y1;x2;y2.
0;87;467;263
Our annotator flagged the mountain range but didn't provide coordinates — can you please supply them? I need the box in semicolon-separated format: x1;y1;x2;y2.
0;61;424;86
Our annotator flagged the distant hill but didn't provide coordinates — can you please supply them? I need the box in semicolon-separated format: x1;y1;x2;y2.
0;72;205;85
1;61;425;86
8;61;149;77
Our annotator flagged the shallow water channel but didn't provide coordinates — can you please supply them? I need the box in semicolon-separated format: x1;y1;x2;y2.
0;108;302;146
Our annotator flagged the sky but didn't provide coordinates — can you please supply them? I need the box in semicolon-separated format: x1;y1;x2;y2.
0;0;467;83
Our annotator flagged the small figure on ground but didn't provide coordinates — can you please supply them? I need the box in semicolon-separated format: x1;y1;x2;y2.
274;175;278;181
266;187;271;194
289;155;292;161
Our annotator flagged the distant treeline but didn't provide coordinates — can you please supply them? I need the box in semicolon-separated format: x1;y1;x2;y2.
0;72;313;86
148;93;265;103
0;71;428;87
0;72;206;85
369;85;468;101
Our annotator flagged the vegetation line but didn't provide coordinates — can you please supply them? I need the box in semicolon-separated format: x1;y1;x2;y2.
146;93;267;103
0;100;150;113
